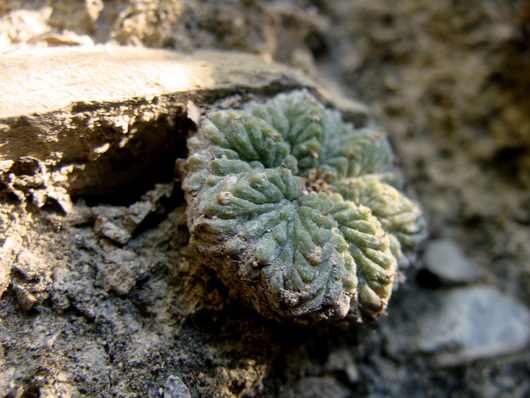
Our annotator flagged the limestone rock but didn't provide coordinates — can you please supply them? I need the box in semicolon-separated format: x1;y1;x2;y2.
0;46;367;198
164;376;191;398
423;239;482;285
417;285;530;366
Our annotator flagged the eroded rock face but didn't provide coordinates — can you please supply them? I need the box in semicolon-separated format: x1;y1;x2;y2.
182;90;425;324
0;47;367;200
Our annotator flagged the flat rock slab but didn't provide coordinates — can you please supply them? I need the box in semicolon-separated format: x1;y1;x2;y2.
163;375;191;398
0;46;367;197
0;46;354;118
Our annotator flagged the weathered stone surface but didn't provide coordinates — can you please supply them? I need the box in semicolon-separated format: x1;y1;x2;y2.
423;239;482;285
0;47;361;119
325;349;359;384
416;285;530;366
164;375;191;398
289;376;351;398
0;46;368;197
0;236;17;298
92;183;172;244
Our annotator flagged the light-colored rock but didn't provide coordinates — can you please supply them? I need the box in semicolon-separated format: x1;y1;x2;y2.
0;262;9;299
164;375;191;398
416;285;530;366
0;46;368;198
423;239;482;284
290;376;350;398
92;183;172;244
0;236;19;298
325;349;359;384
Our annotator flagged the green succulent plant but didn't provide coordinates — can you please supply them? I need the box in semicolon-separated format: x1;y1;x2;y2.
182;90;425;324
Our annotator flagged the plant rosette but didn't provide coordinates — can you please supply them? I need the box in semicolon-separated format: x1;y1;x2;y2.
182;90;425;324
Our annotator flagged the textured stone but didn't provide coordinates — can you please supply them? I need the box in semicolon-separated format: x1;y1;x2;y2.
0;236;18;298
164;376;191;398
290;376;350;398
423;239;482;284
325;349;359;383
0;47;367;199
416;285;530;366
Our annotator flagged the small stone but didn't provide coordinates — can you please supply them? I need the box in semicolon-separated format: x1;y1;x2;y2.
92;191;162;244
423;239;482;284
51;291;71;312
0;236;19;298
416;285;530;366
290;376;350;398
93;206;131;244
13;286;38;311
55;371;70;382
164;375;190;398
325;349;359;383
0;262;9;299
126;201;154;226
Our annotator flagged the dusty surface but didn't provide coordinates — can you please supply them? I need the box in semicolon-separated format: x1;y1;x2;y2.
0;47;365;198
1;0;530;397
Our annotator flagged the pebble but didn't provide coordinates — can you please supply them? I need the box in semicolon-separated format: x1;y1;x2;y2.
416;285;530;366
0;236;18;298
325;349;359;383
290;376;350;398
164;375;190;398
423;239;482;284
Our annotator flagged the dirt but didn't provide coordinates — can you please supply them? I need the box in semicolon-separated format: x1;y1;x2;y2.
1;0;530;397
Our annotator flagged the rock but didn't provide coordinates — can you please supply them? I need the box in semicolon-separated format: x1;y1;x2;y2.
93;206;132;245
11;250;53;310
422;239;482;285
163;375;190;398
0;47;368;198
0;263;10;300
325;349;359;384
0;236;19;298
416;285;530;367
92;183;174;244
289;376;350;398
95;246;149;296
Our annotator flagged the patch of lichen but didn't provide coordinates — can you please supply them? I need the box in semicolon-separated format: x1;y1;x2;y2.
182;90;425;324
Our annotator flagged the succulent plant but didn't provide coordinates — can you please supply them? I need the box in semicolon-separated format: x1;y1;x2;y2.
182;90;425;324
